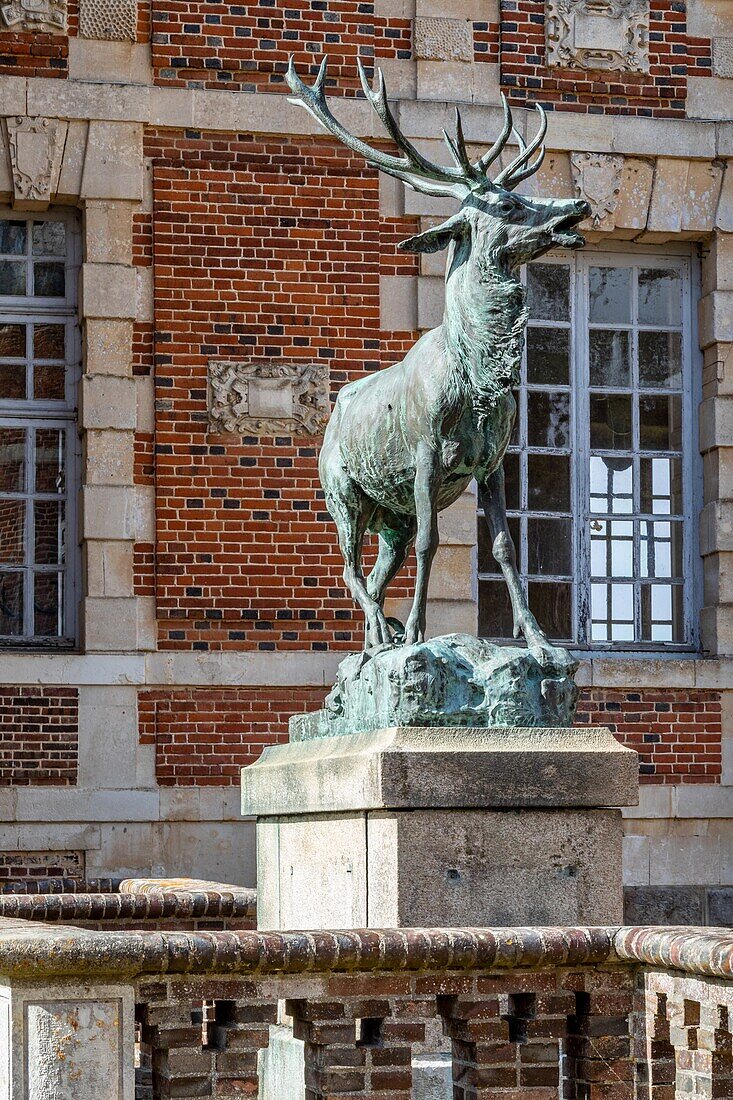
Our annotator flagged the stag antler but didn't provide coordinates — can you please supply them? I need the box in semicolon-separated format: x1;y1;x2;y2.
286;57;546;197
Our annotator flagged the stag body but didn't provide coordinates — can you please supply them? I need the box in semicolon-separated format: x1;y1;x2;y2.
288;60;590;650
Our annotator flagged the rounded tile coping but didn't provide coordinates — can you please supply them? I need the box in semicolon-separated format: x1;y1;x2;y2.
0;924;728;983
0;924;613;980
0;888;256;922
613;926;733;979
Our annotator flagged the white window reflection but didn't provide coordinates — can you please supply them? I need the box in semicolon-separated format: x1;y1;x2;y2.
478;253;692;649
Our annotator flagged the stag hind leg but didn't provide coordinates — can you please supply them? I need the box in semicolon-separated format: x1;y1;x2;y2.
323;470;393;649
367;517;417;631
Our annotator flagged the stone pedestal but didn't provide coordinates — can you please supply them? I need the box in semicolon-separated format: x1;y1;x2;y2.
244;723;638;1100
241;725;639;930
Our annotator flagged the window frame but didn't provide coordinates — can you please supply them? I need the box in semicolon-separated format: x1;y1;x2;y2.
0;209;81;650
477;241;702;655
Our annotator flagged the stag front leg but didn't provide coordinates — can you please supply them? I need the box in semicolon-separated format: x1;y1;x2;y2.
325;477;392;650
478;465;552;655
404;445;440;646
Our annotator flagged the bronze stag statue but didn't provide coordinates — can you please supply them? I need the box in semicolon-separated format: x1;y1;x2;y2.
287;59;590;657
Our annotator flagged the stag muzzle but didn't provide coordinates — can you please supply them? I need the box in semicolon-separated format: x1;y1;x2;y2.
549;198;591;248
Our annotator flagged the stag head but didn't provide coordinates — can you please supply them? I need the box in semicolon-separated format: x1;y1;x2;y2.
286;58;590;274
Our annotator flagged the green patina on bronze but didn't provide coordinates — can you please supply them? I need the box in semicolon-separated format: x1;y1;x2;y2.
287;60;590;729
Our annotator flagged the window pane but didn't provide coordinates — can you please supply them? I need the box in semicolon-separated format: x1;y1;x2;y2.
0;428;25;492
0;499;24;563
33;364;65;400
527;263;569;321
34;500;64;565
0;261;26;296
0;572;23;635
591;581;634;642
641;520;683;579
589;266;632;324
527;391;570;449
0;221;26;256
34;572;62;637
34;323;65;360
589;393;632;450
32;221;66;257
0;364;26;400
34;262;65;297
640;457;682;515
527;516;571;575
589;329;630;388
639;331;682;389
503;452;520;512
638;268;681;326
478;578;514;637
589;455;633;514
590;519;634;578
0;323;26;357
641;584;684;643
527;327;569;385
528;580;572;640
639;395;682;451
35;429;65;493
478;515;520;575
527;453;570;512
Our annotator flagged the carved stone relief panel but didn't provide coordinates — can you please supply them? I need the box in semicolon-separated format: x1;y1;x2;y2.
571;151;624;227
80;0;137;41
546;0;650;73
1;0;66;32
208;360;330;436
6;116;66;210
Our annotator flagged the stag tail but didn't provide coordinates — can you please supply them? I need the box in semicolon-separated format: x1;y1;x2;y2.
286;56;546;196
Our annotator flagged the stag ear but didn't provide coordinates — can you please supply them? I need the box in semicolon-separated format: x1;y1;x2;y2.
397;211;466;254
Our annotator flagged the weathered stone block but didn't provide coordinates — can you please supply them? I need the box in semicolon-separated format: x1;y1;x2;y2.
414;17;473;62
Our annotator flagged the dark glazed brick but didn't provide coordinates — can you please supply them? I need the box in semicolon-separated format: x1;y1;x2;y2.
707;888;733;928
624;886;704;926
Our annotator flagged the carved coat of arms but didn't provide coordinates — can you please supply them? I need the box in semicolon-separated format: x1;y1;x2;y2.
208;360;329;437
571;153;624;227
1;0;66;32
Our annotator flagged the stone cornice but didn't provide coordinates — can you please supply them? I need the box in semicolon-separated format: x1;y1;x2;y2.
0;73;728;160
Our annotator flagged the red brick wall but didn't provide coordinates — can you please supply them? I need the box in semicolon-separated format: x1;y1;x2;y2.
575;690;722;784
140;686;723;786
500;0;712;116
0;849;83;884
144;127;419;652
0;687;78;785
138;686;326;785
151;1;412;92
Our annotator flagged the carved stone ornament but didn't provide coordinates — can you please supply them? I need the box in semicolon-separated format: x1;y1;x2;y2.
6;116;64;210
571;152;624;227
1;0;66;32
208;360;330;436
79;0;137;41
546;0;650;73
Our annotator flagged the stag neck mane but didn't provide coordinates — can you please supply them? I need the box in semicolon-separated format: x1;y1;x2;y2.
442;244;528;410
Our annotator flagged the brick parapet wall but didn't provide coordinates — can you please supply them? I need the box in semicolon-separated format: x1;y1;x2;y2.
0;687;78;786
139;684;723;787
138;686;326;785
575;689;722;784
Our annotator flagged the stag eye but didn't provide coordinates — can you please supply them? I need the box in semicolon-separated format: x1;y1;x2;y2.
498;199;517;215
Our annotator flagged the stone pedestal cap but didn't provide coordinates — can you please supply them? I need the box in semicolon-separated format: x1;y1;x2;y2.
241;726;639;817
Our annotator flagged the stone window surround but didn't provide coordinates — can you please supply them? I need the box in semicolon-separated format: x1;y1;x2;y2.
0;207;82;646
0;116;154;658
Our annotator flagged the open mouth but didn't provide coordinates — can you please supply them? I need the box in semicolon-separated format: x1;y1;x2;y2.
550;213;587;248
